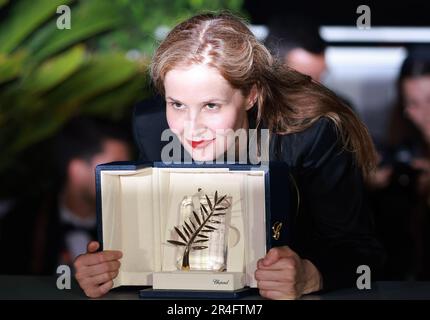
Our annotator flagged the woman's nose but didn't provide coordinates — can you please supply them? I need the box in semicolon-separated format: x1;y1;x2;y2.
184;110;206;136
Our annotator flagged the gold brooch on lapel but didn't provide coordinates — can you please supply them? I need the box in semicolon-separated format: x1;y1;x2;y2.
272;221;283;240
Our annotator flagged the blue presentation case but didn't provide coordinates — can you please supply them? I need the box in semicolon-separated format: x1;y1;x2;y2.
95;161;296;298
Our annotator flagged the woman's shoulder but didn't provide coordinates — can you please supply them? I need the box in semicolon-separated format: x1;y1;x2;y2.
272;117;346;169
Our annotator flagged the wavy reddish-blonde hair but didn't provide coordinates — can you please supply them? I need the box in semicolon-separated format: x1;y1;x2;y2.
150;11;377;176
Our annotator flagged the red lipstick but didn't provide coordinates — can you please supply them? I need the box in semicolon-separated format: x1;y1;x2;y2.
188;138;215;149
191;140;205;148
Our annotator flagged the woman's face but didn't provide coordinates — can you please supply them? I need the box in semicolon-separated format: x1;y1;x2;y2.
164;64;255;161
403;75;430;134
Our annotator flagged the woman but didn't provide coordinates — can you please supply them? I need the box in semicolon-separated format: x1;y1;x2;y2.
387;48;430;192
370;48;430;280
74;12;385;299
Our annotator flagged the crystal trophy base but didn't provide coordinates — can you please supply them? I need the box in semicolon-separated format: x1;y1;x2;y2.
152;271;245;291
167;190;232;272
157;189;245;291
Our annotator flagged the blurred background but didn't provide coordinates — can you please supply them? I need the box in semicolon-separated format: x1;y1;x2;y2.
0;0;429;281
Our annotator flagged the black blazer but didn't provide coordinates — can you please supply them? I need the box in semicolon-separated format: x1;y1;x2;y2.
133;96;386;292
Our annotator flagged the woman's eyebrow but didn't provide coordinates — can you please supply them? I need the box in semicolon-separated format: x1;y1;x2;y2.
200;98;226;104
166;96;226;104
166;97;184;104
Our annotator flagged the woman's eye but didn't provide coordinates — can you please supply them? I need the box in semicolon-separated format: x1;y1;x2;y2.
170;102;184;110
205;103;219;110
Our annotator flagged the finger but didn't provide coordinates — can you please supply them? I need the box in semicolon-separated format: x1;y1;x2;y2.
81;250;123;267
85;278;115;299
258;289;270;300
80;260;121;278
258;257;279;269
76;261;120;284
85;287;104;299
275;246;297;258
90;271;119;286
87;241;100;253
262;248;280;266
97;280;114;296
263;247;296;266
257;259;265;269
259;289;297;300
255;269;294;282
258;280;295;291
258;257;297;271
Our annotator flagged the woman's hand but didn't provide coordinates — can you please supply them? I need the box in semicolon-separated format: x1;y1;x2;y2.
255;246;322;300
74;241;123;298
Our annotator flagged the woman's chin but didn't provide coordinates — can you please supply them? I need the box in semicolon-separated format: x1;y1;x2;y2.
186;147;223;162
190;152;217;162
181;138;236;163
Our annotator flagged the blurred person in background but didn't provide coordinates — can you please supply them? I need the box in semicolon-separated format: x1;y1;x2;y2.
264;16;327;82
0;117;132;275
264;15;355;112
367;47;430;280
